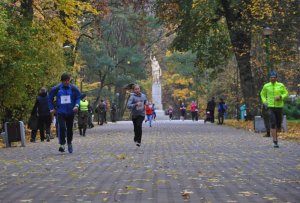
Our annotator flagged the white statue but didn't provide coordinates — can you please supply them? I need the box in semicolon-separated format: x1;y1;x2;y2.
150;53;162;84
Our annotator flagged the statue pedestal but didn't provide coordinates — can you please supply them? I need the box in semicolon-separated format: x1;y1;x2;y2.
154;110;169;120
152;83;163;110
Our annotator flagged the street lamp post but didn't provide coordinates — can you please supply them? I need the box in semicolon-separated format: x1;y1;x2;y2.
298;46;300;96
263;27;273;78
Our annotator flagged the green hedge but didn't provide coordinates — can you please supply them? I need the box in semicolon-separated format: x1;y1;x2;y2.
283;99;300;120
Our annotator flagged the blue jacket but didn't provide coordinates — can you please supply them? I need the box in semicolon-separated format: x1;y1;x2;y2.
218;102;227;113
48;83;81;116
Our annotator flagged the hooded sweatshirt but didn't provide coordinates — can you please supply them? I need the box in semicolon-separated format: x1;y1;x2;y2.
127;92;147;117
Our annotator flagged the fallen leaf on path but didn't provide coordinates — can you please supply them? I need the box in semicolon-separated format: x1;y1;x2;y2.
125;185;147;192
156;180;169;184
238;191;258;197
114;154;127;160
263;196;278;201
181;190;193;200
207;178;220;183
99;191;109;194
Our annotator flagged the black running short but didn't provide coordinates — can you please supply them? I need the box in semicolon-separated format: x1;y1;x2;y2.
268;107;283;129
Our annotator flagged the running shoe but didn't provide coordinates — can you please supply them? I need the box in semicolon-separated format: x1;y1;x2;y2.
59;145;65;152
68;144;73;153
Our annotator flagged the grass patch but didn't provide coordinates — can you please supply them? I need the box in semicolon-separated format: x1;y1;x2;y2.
224;119;300;142
288;120;300;124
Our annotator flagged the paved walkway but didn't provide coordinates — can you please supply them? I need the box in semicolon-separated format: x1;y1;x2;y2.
0;120;299;203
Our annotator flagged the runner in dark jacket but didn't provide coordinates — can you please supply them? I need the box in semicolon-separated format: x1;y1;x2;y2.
204;97;216;123
217;98;227;125
30;87;52;142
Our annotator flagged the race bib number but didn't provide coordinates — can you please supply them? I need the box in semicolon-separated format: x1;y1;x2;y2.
61;95;71;104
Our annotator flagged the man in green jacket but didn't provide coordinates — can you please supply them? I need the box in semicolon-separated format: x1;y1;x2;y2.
260;71;289;148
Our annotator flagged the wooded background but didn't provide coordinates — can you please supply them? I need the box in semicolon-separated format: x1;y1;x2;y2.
0;0;299;125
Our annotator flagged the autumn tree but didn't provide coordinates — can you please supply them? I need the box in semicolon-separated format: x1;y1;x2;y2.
78;1;158;117
0;0;97;125
155;0;298;116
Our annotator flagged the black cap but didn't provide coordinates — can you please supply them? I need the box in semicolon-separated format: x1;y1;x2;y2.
81;94;86;99
61;73;71;81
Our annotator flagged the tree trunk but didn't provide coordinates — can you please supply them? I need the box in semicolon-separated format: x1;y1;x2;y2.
235;51;258;117
230;32;258;118
221;0;258;118
21;0;33;22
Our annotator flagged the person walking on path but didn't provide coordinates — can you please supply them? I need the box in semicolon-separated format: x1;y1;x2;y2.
180;102;187;121
190;101;198;121
48;73;81;153
145;101;154;127
195;105;199;121
204;97;216;123
88;106;94;129
127;84;147;147
110;102;117;123
96;100;106;125
78;94;90;136
28;108;39;143
103;100;108;124
217;98;227;125
261;103;270;137
168;106;173;120
260;71;288;148
30;87;52;142
152;103;157;121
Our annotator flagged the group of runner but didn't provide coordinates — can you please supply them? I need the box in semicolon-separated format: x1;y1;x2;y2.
29;70;288;152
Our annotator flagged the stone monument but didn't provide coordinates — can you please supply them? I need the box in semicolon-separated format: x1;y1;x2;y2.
150;53;163;110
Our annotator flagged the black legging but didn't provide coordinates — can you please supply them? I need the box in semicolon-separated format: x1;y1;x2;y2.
57;114;74;145
191;112;196;121
38;115;51;140
181;110;186;117
218;112;224;124
132;115;145;144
